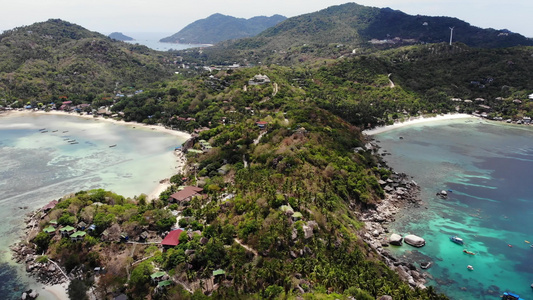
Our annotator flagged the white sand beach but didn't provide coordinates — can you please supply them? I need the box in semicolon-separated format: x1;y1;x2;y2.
2;109;192;298
363;113;478;135
2;109;191;140
41;283;69;300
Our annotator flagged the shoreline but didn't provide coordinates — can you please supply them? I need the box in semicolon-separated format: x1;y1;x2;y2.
2;109;191;201
363;113;478;135
3;109;191;298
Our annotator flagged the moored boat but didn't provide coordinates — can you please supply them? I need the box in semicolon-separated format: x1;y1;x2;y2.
463;249;476;255
467;265;474;271
450;235;464;245
502;292;524;300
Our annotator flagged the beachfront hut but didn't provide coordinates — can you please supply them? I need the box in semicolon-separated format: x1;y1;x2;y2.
70;231;86;242
161;229;184;249
168;186;203;203
59;225;76;237
42;200;58;213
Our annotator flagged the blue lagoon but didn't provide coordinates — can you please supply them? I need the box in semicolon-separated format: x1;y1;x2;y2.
374;118;533;299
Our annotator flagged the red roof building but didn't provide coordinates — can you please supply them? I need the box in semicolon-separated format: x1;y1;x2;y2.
169;186;203;203
161;229;184;248
42;200;58;212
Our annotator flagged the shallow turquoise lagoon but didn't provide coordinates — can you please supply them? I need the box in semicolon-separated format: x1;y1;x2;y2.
375;119;533;300
0;113;188;299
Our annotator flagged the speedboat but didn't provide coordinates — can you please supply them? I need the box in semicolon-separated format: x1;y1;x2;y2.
450;236;464;245
467;265;474;271
502;292;524;300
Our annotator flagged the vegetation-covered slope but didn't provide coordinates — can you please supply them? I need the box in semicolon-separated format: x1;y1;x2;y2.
108;32;134;41
189;3;533;65
160;14;286;44
0;19;177;101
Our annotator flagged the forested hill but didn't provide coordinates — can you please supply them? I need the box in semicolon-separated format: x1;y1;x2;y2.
108;32;134;41
0;19;176;101
191;3;533;65
160;13;286;44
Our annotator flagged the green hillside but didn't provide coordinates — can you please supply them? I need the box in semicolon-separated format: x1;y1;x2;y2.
4;11;533;300
0;19;177;102
191;3;532;65
160;13;286;44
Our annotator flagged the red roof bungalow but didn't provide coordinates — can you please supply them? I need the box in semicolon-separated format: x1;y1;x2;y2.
161;229;184;248
256;121;268;129
42;200;58;212
62;101;73;105
169;186;203;203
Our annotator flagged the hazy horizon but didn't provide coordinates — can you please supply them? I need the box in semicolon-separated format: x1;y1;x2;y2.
2;1;533;38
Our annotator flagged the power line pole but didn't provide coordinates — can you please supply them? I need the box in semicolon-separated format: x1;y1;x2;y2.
449;27;455;45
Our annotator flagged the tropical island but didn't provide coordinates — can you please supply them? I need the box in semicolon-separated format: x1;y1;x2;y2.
2;3;533;300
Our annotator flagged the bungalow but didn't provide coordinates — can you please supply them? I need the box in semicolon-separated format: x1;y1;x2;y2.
168;186;203;203
139;231;149;242
42;200;58;213
161;229;184;249
70;231;86;242
248;74;271;85
59;225;76;237
49;220;58;227
213;269;226;276
43;226;56;235
256;121;268;129
157;280;173;289
150;271;167;283
77;221;87;230
218;164;231;175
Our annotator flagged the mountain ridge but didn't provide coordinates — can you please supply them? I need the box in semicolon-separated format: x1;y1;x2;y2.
160;13;286;44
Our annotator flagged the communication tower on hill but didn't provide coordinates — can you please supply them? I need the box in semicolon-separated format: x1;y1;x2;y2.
449;27;455;45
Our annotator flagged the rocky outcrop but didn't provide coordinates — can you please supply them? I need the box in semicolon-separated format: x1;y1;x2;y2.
357;170;429;289
389;233;403;246
404;234;426;247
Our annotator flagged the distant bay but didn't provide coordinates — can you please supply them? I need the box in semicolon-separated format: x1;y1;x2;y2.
119;32;210;51
374;118;533;300
0;113;188;299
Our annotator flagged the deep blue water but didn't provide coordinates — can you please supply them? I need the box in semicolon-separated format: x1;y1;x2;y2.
375;119;533;300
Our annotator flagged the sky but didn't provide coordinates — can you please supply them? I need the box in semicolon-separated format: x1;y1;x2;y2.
2;0;533;38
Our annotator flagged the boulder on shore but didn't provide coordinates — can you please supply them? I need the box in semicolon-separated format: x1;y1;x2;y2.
389;233;403;246
404;234;425;247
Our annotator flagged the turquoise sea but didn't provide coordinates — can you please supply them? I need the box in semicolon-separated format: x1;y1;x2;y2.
374;118;533;300
0;113;188;299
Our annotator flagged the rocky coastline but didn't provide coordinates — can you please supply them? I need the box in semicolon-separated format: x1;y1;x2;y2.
10;210;71;299
357;170;432;290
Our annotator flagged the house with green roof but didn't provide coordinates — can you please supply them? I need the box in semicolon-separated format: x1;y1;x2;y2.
43;226;56;235
213;269;226;276
49;220;58;227
59;225;76;237
150;271;166;283
70;231;86;241
157;280;173;288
